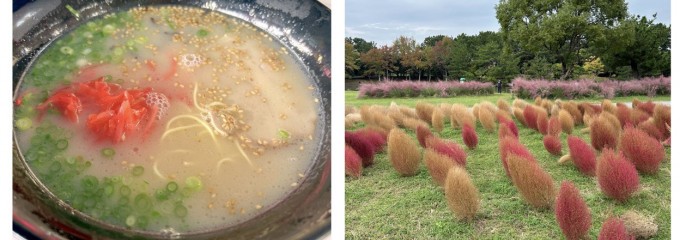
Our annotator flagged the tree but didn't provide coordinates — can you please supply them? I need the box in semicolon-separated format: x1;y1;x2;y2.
596;15;671;78
423;35;447;47
496;0;628;79
345;40;360;78
428;37;454;80
360;45;396;80
347;37;376;54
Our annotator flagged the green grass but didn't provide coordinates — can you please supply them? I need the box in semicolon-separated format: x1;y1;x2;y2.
345;96;670;239
345;91;671;107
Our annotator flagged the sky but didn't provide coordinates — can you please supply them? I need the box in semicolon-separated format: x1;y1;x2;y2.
345;0;671;46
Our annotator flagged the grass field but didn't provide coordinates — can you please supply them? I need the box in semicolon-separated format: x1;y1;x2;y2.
345;91;671;108
345;94;671;239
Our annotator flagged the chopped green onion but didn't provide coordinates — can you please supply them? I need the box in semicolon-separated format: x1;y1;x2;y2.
136;215;149;228
197;28;209;37
81;175;99;191
278;129;290;139
104;75;113;82
174;205;188;217
125;215;136;227
56;139;69;150
118;196;130;205
104;184;114;196
154;189;170;201
15;118;32;131
60;46;74;55
132;166;144;176
134;193;152;210
102;24;116;35
65;5;80;19
120;185;131;196
49;161;62;173
101;148;115;158
185;176;203;190
166;181;178;192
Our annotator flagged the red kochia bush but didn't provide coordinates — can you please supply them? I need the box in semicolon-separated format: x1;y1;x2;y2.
427;137;467;167
598;217;634;240
596;148;640;202
543;135;562;156
416;125;434;148
555;181;592;240
616;105;632;127
523;105;539;130
637;119;664;140
591;115;619;151
345;146;362;177
567;136;597;176
635;101;655;115
499;136;536;179
345;131;376;167
537;111;549;135
653;104;670;139
619;126;665;174
548;116;562;136
498;117;519;138
354;128;387;152
462;124;478;150
498;122;517;140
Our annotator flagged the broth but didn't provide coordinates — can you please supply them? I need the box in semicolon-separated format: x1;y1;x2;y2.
14;6;319;233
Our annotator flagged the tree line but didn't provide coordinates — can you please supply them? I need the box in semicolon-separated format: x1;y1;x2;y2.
345;0;670;82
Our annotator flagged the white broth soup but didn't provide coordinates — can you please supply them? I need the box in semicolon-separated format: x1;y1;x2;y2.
14;6;319;232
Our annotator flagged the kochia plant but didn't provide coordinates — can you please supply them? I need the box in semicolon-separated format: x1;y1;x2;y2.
387;128;421;176
555;181;592;240
444;167;480;221
596;148;640;202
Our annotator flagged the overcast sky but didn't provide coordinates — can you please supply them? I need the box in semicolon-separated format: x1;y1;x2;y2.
345;0;671;46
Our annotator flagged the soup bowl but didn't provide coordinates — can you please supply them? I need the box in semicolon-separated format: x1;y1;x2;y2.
13;0;330;239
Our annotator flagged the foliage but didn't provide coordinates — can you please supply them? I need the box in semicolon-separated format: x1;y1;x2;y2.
555;181;592;240
424;148;456;186
598;217;634;240
596;149;640;202
358;80;494;98
506;154;555;209
444;167;480;221
511;77;670;99
345;131;377;167
566;136;597;177
387;128;421;176
619;126;665;174
345;145;363;178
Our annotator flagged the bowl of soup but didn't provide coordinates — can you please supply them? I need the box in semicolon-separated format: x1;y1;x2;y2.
13;0;330;239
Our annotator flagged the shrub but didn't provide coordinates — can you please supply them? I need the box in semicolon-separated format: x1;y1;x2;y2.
566;136;597;176
357;80;494;98
596;148;640;202
630;108;651;126
506;153;555;209
403;118;429;132
598;217;634;240
359;105;374;125
345;131;376;167
536;110;549;135
450;104;468;129
345;146;362;178
548;116;562;136
619;126;665;174
620;211;659;239
444;167;480;221
424;149;456;186
439;103;452;121
501;117;519;138
497;98;512;114
558;110;574;134
653;104;670;139
427;137;467;167
602;99;615;114
387;128;421;176
637;119;664;140
635;100;655;115
523;105;539;130
602;112;622;132
511;77;670;99
555;181;592;240
388;106;406;126
354;128;387;153
562;101;583;125
513;107;527;127
499;136;536;178
499;122;517;140
415;102;435;125
616;105;632;127
432;108;445;133
591;115;620;151
416;125;434;148
399;105;418;119
462;124;478;150
543;135;562;156
478;107;496;132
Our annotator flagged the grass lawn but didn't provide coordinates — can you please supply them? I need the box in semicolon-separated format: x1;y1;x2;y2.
345;95;671;239
345;91;671;108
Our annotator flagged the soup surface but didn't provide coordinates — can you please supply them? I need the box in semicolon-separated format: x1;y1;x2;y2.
14;6;319;233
